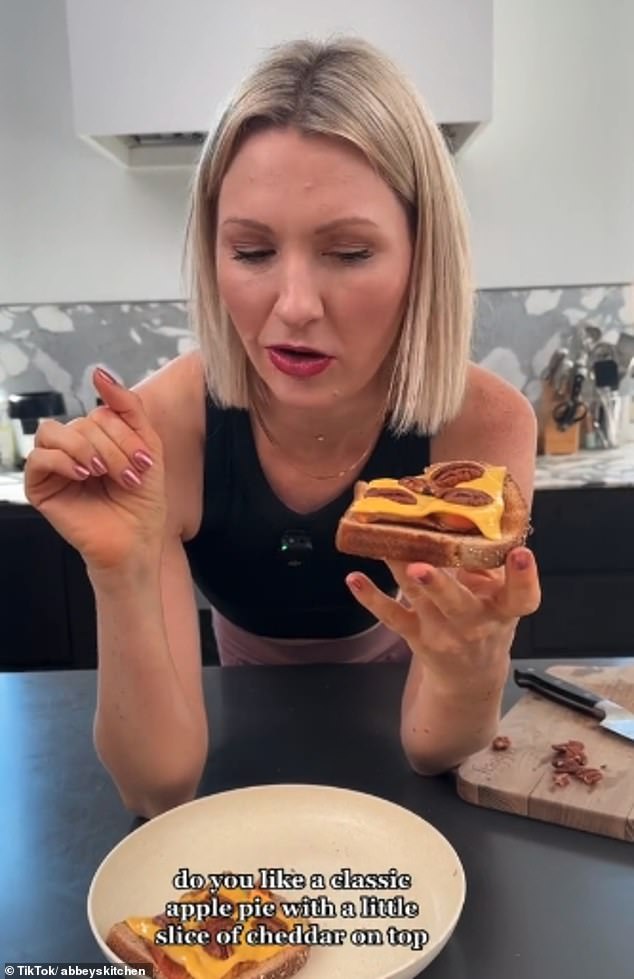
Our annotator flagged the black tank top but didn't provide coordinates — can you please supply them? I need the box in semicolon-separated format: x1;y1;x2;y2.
183;398;431;638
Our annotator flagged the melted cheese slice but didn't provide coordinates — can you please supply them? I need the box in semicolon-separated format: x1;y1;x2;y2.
350;466;507;541
125;886;296;979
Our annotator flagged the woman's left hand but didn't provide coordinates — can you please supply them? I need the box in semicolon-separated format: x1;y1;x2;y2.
346;546;541;684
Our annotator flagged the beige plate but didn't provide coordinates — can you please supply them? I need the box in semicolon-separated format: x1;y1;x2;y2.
88;784;465;979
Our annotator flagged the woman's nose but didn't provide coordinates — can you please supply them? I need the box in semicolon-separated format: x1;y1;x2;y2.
273;259;324;328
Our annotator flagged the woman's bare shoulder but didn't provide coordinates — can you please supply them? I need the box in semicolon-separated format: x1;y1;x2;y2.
431;363;537;502
132;350;206;427
132;350;208;537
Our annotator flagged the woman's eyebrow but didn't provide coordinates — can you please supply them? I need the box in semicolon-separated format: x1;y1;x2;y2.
220;216;379;233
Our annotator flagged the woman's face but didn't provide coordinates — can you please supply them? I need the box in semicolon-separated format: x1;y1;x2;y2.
216;127;413;410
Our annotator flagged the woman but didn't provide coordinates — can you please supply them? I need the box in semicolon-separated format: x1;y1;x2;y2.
25;38;540;818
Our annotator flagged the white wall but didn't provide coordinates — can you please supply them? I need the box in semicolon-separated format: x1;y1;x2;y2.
457;0;634;289
1;0;633;304
1;0;193;304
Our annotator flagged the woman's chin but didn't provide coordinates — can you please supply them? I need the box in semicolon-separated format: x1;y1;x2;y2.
254;365;348;409
265;386;343;411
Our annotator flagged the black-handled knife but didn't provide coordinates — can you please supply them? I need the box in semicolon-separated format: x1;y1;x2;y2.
514;668;634;744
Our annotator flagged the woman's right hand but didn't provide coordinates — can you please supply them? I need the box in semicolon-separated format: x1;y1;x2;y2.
24;367;168;574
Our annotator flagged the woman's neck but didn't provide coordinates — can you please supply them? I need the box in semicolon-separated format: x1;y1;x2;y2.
250;384;389;474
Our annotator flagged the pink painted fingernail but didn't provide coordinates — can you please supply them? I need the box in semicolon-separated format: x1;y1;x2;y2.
95;367;120;386
512;551;530;571
133;450;153;471
347;574;364;592
73;464;91;479
122;468;142;488
91;455;108;476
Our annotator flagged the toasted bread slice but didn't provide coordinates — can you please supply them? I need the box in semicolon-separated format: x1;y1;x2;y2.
107;920;310;979
106;883;311;979
335;461;529;570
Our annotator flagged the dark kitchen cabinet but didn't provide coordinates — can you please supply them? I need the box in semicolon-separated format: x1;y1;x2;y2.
0;503;73;669
515;487;634;657
1;487;633;670
0;503;219;670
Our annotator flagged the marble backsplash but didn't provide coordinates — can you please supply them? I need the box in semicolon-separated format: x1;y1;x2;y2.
0;285;632;417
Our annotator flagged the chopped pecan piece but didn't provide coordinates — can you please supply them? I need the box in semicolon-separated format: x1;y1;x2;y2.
552;773;570;788
575;768;603;785
492;735;511;751
364;487;418;505
548;740;603;789
552;740;585;753
552;758;584;773
551;740;587;766
437;488;493;506
429;462;485;489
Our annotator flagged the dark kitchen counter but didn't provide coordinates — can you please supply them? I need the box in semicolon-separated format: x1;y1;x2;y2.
0;658;631;977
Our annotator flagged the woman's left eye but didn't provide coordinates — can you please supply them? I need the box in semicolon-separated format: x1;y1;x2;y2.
332;249;373;264
232;249;274;263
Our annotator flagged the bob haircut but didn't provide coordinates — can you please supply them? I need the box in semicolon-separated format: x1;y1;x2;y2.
183;36;474;435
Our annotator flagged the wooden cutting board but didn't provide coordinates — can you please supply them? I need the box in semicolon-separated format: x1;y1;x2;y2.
456;664;634;842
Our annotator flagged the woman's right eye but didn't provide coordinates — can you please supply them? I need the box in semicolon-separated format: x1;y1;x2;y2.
232;249;275;263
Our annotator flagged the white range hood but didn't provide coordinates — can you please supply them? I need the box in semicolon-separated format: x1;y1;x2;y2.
64;0;493;168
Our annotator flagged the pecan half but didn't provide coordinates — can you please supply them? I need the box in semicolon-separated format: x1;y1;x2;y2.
365;487;418;505
429;462;485;489
437;488;493;507
202;919;232;958
204;944;231;960
398;475;435;495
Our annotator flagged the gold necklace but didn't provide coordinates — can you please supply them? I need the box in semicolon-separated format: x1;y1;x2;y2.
251;398;385;481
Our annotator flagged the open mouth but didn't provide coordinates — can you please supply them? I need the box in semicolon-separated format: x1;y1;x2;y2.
267;345;334;378
270;345;328;359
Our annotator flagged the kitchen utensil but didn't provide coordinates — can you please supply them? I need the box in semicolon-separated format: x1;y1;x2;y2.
554;353;575;397
7;391;66;467
590;341;620;363
578;323;602;350
0;388;16;469
551;364;588;429
593;358;620;390
456;664;634;841
616;332;634;373
596;389;623;447
541;347;567;382
592;403;610;448
552;399;587;429
514;668;634;743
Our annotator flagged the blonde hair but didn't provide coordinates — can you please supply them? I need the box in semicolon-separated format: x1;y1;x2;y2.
184;36;474;435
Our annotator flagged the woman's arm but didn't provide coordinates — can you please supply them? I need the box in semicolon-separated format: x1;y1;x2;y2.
92;355;210;818
401;367;539;772
91;536;209;817
348;366;541;773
